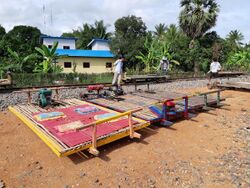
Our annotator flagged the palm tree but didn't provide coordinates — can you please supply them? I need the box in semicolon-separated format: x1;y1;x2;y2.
73;20;112;49
154;23;168;38
164;24;181;45
226;30;244;50
179;0;219;72
73;23;94;49
93;20;112;39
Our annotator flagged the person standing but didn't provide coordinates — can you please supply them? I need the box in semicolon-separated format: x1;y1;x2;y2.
158;56;169;75
208;58;221;85
112;55;125;87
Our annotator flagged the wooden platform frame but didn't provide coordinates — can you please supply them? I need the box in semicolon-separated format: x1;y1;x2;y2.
9;99;150;157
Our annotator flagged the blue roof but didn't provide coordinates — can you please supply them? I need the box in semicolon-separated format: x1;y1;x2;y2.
56;49;114;58
41;35;77;41
87;38;110;47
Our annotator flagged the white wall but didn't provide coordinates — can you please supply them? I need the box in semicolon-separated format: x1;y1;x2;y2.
43;38;76;49
91;41;110;51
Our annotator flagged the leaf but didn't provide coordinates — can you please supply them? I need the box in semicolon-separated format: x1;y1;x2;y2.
35;47;46;57
170;60;180;65
50;41;59;55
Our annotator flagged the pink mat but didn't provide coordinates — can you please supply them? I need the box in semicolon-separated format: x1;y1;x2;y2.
32;104;138;147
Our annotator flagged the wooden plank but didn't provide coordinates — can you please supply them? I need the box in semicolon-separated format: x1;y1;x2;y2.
218;82;250;89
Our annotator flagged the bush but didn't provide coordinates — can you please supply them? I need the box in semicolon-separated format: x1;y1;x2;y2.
12;73;113;88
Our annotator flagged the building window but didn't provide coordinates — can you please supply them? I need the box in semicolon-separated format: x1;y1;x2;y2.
48;45;52;49
63;46;70;49
106;62;112;68
83;62;90;68
64;62;72;68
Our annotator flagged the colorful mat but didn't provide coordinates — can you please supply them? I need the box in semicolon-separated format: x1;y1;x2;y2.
32;104;138;147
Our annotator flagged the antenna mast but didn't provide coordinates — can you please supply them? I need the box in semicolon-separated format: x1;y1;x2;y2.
43;4;46;33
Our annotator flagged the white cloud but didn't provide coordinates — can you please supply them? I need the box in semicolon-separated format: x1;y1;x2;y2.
0;0;249;42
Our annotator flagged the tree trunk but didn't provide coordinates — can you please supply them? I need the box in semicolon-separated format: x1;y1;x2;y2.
194;61;199;75
189;39;200;74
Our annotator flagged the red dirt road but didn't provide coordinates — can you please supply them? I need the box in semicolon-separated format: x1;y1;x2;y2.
0;89;249;188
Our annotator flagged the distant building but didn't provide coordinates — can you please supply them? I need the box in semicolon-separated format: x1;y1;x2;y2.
41;36;77;49
41;36;115;73
87;38;111;51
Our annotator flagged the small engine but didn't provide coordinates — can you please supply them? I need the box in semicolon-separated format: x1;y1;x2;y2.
38;89;52;107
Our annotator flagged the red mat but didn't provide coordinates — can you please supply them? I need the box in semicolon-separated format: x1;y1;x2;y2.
32;104;138;147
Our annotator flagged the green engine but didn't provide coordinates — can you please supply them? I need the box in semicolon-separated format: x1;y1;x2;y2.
38;89;52;107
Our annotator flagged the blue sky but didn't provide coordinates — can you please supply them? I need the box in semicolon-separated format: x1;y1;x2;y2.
0;0;249;43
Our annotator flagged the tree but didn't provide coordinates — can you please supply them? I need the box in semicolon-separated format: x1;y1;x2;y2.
154;23;167;38
62;20;112;49
93;20;112;39
136;34;180;73
34;42;62;73
61;32;75;38
7;48;37;73
226;30;244;51
73;23;95;49
226;47;250;71
136;36;159;72
0;25;6;40
110;15;147;68
2;25;41;57
179;0;220;72
0;25;6;58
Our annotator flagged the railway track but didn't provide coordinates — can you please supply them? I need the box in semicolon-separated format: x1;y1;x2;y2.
0;73;246;94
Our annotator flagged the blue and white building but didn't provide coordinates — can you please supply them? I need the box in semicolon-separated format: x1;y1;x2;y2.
41;36;115;73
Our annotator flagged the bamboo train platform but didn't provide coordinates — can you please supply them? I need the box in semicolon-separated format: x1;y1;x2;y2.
89;95;187;122
218;81;250;90
8;89;225;157
8;98;150;157
88;90;224;122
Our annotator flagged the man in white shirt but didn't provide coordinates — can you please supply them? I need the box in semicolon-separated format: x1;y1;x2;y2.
208;59;221;84
112;55;125;87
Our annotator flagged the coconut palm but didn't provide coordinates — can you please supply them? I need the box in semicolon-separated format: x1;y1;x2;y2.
72;20;112;49
179;0;219;72
226;30;244;50
93;20;112;39
164;24;181;45
154;23;168;38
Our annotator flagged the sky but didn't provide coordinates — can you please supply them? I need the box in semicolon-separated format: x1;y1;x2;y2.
0;0;249;43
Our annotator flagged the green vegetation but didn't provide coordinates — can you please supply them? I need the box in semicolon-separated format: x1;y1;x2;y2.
0;0;249;81
11;73;113;88
110;15;147;69
34;42;62;73
226;47;250;71
62;20;112;49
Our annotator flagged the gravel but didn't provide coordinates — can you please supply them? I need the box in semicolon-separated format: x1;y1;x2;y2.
0;75;249;111
211;112;250;187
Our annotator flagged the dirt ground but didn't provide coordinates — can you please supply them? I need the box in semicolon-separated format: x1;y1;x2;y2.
0;88;249;188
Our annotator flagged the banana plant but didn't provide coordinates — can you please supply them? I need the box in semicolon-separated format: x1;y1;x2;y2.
34;41;61;73
7;48;36;72
136;37;160;72
226;47;250;71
